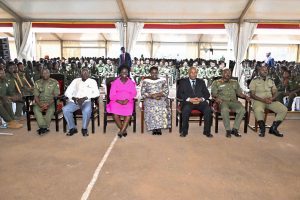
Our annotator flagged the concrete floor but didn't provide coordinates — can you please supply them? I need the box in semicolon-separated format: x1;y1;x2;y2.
0;111;300;200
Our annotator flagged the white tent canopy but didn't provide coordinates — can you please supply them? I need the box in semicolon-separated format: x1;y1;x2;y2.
0;0;299;71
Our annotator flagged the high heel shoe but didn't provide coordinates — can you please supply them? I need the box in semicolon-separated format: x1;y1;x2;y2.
117;132;123;138
122;131;127;137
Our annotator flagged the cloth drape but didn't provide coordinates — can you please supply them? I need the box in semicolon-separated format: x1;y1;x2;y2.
126;22;144;54
235;22;257;77
225;22;257;78
115;22;125;48
13;22;35;60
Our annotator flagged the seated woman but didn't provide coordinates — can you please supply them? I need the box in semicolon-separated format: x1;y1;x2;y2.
106;65;137;138
141;66;171;135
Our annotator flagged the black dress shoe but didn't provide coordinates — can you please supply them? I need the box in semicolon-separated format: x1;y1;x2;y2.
122;131;127;137
204;132;213;138
66;128;78;136
38;128;49;135
152;129;157;135
231;128;241;137
117;132;123;138
82;129;89;137
180;132;188;137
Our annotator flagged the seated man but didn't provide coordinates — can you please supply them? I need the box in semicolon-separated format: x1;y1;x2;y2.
0;68;23;129
276;70;300;111
33;68;60;135
249;65;288;137
211;69;250;138
63;67;99;137
177;67;212;138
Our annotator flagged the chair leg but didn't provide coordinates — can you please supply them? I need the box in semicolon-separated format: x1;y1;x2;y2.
169;110;172;133
63;117;66;133
141;110;144;133
91;113;95;134
244;112;248;133
133;113;136;133
26;112;31;131
97;110;100;126
215;114;218;133
55;113;59;132
103;114;107;133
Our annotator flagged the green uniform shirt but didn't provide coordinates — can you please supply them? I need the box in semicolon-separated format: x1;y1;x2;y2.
211;79;242;102
0;79;8;97
249;76;276;99
6;73;19;96
34;78;59;103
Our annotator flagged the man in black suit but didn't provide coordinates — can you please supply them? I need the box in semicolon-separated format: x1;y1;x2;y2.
177;67;213;137
119;47;132;76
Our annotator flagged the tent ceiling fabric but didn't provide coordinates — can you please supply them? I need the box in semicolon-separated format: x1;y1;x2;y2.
0;0;299;22
0;0;122;20
0;7;13;19
123;0;248;20
245;0;300;20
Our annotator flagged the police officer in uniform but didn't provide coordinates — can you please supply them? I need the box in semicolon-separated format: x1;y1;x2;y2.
211;69;250;137
33;68;60;135
249;65;287;137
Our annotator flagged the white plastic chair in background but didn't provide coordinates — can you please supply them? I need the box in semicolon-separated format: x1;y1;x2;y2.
292;96;300;111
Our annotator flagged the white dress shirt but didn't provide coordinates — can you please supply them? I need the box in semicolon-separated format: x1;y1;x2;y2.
65;78;100;102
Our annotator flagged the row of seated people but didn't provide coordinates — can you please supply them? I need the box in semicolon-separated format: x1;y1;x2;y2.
0;57;290;138
22;64;287;140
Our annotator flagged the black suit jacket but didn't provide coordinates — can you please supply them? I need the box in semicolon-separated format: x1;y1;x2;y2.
119;52;132;68
177;78;210;105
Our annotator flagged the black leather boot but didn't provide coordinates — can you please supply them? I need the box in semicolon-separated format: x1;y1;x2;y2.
269;121;284;137
257;120;265;137
226;130;231;138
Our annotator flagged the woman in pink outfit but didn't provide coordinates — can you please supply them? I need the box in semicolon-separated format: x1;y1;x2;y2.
106;65;137;138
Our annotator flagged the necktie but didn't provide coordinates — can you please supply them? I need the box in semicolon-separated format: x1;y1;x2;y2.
123;53;125;63
192;80;196;91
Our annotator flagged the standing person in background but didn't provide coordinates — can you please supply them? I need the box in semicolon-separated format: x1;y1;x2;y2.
119;47;132;76
265;52;275;68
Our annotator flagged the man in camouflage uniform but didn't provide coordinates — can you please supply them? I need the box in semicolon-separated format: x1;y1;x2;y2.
249;65;287;137
132;60;142;85
241;61;252;89
276;70;300;111
197;64;206;80
33;68;60;135
0;68;23;129
6;62;26;120
66;62;79;86
105;59;115;77
144;59;152;76
179;61;189;79
32;63;43;82
205;64;214;87
51;61;60;73
211;69;250;137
